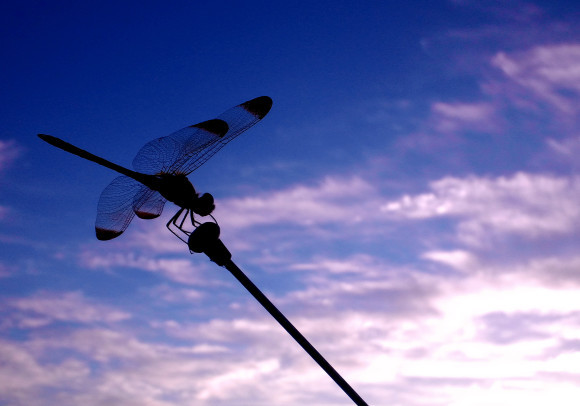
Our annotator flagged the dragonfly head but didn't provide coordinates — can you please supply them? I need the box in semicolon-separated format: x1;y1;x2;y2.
193;193;215;216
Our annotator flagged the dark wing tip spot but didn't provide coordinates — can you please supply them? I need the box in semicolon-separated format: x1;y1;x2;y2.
191;119;229;138
241;96;273;119
96;228;122;241
135;211;160;220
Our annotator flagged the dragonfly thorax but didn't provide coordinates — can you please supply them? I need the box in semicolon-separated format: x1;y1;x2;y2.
149;173;215;217
150;174;196;208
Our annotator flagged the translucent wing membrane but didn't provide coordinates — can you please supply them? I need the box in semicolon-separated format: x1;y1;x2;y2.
176;96;273;175
133;188;166;219
95;176;167;240
132;135;182;175
132;96;273;176
96;176;141;240
133;119;229;175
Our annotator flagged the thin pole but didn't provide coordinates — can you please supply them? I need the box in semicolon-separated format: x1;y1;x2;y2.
223;258;368;406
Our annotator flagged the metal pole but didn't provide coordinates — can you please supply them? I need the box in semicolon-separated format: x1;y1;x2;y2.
222;258;369;406
188;223;368;405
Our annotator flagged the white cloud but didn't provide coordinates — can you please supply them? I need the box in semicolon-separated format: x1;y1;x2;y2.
215;176;378;229
422;249;477;271
382;172;580;244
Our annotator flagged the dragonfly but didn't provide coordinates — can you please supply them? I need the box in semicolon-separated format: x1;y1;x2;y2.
39;96;273;241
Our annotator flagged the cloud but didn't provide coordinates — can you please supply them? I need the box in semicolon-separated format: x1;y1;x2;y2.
0;140;20;224
79;250;213;285
215;176;378;229
0;139;20;173
0;339;90;401
422;249;478;271
4;251;580;405
144;284;205;303
430;102;502;134
546;136;580;157
289;253;385;276
382;172;580;245
0;262;10;278
491;44;580;114
4;291;130;328
0;206;8;221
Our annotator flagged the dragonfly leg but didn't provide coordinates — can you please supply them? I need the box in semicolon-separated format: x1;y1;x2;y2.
166;208;190;244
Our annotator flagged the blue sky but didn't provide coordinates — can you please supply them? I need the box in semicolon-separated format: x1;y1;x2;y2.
2;0;580;404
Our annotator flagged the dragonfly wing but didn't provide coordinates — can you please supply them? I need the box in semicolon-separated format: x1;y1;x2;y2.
176;96;273;175
133;187;167;219
132;119;228;175
96;176;142;240
96;176;168;240
133;96;272;176
132;135;181;175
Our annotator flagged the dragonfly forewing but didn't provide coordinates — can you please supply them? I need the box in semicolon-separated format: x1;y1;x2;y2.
176;96;273;175
132;119;228;175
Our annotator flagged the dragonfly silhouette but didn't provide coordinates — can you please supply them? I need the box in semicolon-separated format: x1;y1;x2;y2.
39;96;272;241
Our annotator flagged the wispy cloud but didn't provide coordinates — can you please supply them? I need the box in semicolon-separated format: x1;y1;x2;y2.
0;206;9;222
79;250;213;285
491;44;580;114
3;291;130;329
0;139;20;173
430;101;502;134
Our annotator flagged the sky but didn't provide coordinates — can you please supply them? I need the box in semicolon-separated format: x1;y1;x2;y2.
2;0;580;404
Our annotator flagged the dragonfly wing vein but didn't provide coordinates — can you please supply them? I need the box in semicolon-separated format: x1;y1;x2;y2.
96;176;143;240
178;96;273;175
133;188;166;219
